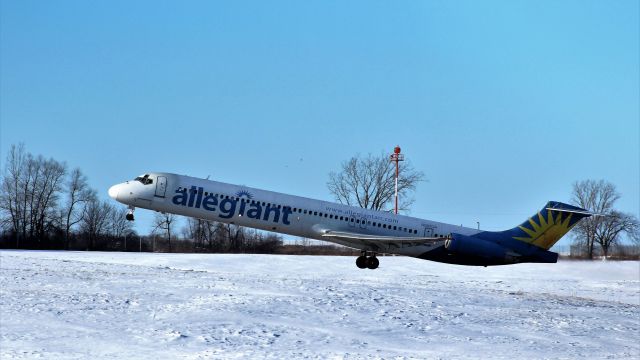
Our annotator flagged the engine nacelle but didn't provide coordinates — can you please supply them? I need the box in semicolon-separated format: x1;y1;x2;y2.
445;233;518;264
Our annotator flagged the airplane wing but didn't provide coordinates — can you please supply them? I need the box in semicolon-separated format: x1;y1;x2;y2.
319;229;445;251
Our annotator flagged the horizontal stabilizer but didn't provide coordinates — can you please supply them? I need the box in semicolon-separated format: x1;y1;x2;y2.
545;201;594;216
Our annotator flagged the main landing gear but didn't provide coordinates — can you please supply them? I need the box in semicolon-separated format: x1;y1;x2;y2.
356;251;379;270
125;206;135;221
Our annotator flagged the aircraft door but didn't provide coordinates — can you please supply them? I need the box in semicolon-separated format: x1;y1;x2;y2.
359;216;367;229
155;176;167;198
423;225;434;237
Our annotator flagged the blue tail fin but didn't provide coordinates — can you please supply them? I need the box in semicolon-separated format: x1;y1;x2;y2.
504;201;591;250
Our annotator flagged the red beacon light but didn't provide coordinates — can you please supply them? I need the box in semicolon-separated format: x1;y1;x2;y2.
394;146;401;154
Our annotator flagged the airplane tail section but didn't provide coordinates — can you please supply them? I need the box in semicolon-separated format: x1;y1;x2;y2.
506;201;591;250
437;201;592;266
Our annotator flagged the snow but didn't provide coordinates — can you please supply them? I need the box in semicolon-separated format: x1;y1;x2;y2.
1;251;639;359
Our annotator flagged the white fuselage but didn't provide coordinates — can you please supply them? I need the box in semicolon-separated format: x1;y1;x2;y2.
109;172;480;256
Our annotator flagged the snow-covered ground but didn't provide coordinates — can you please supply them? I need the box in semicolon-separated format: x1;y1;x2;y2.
1;251;638;359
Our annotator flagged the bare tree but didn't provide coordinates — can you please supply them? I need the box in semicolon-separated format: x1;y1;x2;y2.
109;206;133;239
26;155;67;241
226;223;245;252
0;144;28;246
572;180;639;259
81;198;113;250
15;149;36;242
594;211;639;259
184;218;203;248
63;168;94;249
153;212;177;252
0;145;67;246
183;218;219;250
327;153;425;212
572;180;618;258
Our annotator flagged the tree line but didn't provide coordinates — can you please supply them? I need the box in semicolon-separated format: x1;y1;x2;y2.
0;144;134;250
1;145;638;259
0;144;283;253
327;153;639;260
570;180;639;259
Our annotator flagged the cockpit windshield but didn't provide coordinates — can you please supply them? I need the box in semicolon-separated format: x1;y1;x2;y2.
134;174;154;185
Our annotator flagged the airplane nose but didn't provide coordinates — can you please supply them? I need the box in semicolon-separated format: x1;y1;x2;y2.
108;184;120;200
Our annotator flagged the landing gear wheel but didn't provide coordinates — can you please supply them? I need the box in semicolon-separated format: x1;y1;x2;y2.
356;256;368;269
366;256;379;270
126;206;135;221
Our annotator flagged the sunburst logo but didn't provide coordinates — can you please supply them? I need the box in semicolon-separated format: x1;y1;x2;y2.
235;190;253;199
513;210;574;250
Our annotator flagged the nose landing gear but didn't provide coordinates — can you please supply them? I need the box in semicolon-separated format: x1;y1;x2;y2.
356;251;379;270
126;206;135;221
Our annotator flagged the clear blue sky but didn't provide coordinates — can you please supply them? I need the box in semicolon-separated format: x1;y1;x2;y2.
1;0;638;248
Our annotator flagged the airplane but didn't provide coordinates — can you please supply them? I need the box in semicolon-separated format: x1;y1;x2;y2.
108;172;592;269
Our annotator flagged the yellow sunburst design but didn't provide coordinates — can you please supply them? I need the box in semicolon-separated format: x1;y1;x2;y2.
513;210;574;250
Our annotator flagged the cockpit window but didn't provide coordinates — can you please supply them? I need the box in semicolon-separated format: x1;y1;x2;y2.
134;174;154;185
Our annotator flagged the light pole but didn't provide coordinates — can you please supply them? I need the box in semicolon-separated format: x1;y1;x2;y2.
389;146;405;215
